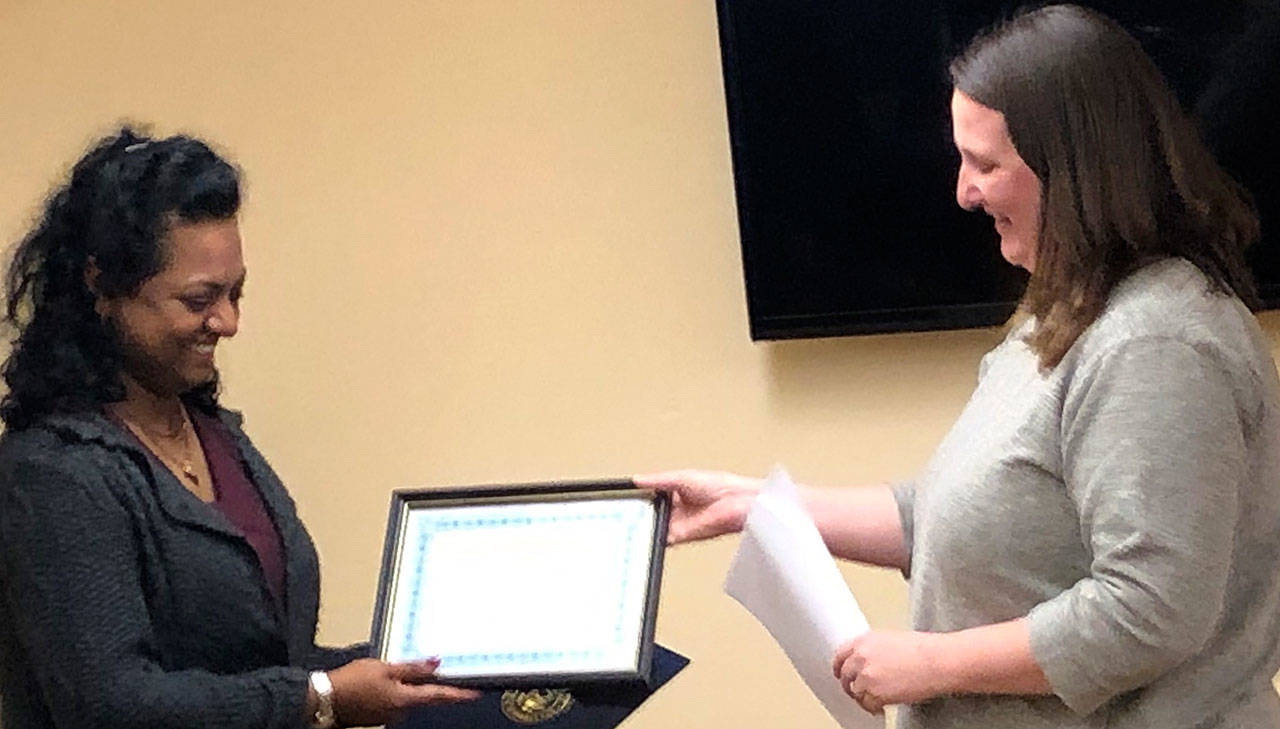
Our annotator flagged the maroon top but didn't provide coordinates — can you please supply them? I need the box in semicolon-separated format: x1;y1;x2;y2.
188;409;287;610
109;408;287;611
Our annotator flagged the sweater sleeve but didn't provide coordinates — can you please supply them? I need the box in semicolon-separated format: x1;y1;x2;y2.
1025;337;1245;714
305;642;373;672
891;479;916;578
0;452;311;729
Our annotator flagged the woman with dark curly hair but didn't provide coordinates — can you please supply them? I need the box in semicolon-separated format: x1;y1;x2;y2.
0;128;478;729
639;5;1280;728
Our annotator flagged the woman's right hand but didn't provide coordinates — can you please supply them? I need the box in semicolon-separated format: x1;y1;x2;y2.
632;470;760;544
326;658;480;727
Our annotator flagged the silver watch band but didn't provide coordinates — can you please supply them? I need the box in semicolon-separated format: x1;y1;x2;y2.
308;670;337;729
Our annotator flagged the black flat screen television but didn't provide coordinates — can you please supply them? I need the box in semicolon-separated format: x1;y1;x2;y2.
715;0;1280;339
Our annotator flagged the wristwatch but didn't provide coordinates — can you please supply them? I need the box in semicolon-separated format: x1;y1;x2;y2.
308;671;337;729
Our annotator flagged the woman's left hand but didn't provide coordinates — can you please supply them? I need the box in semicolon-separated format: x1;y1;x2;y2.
832;630;949;714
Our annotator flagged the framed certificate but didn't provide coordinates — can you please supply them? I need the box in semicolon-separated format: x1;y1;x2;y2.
370;480;670;688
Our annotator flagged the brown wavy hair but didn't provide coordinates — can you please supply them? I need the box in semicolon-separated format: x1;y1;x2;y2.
951;4;1260;369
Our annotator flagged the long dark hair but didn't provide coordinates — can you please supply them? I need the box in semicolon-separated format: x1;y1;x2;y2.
2;127;241;429
951;4;1260;369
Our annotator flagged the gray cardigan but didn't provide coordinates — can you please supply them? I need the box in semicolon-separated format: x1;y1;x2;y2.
0;407;369;729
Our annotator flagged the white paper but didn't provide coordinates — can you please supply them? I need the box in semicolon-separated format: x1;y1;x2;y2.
724;466;882;729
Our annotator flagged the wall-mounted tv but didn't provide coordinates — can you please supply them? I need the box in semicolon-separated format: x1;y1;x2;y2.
715;0;1280;339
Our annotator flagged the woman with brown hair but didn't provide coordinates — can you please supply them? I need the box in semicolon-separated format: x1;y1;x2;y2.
639;5;1280;727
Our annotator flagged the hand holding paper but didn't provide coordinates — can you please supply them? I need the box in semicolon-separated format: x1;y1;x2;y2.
723;467;883;729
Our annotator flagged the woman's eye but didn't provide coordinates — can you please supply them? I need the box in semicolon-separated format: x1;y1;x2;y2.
181;297;212;312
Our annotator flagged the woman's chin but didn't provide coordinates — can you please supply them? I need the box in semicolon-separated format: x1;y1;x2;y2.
999;237;1035;272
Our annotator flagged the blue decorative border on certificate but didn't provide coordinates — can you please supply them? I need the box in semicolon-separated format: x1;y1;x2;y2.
400;529;433;659
397;508;645;665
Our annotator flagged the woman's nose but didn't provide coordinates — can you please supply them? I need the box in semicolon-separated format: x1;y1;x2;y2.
205;298;239;337
956;169;981;211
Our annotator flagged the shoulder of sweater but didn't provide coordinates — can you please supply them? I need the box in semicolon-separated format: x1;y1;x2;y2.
0;411;127;462
1051;260;1277;425
0;422;133;513
1072;259;1262;365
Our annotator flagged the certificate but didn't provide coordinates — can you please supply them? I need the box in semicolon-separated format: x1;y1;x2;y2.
370;480;670;688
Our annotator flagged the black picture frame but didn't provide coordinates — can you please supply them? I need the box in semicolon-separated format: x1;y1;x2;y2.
369;479;670;689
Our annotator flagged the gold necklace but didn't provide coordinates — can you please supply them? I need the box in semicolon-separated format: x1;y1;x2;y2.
125;410;201;485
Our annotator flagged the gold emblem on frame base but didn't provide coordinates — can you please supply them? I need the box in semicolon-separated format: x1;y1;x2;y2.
500;688;575;724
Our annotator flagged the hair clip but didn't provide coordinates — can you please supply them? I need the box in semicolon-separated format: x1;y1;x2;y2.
124;141;151;153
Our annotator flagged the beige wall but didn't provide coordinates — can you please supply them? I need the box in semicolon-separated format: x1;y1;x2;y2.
1;2;1276;727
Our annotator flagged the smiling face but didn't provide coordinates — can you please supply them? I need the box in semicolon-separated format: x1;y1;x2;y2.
98;218;246;398
951;89;1043;271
